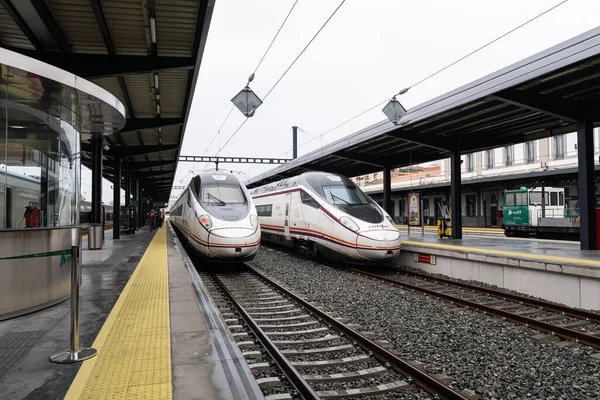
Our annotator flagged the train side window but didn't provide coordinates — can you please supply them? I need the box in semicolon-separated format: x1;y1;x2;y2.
550;192;558;206
300;190;320;209
257;204;272;217
187;191;192;207
559;192;564;206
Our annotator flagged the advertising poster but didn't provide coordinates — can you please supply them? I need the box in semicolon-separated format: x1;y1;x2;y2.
408;192;421;226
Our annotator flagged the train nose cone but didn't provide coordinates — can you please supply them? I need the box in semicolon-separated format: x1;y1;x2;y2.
208;228;260;259
360;229;400;241
356;229;401;261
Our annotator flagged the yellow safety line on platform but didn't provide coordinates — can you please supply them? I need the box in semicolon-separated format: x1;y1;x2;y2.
65;226;171;400
402;240;600;267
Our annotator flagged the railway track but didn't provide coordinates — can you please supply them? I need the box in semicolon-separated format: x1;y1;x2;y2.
202;266;481;400
344;267;600;350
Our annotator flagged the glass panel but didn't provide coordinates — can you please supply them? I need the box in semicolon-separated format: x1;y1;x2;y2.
0;65;6;228
3;64;81;230
201;184;245;204
559;192;564;206
504;193;514;206
515;192;527;205
550;192;558;206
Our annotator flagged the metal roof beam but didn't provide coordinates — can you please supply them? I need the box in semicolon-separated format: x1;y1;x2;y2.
133;170;173;178
122;118;184;132
382;131;453;152
100;160;176;170
333;150;388;167
489;90;586;123
0;0;45;50
4;49;194;79
81;143;178;157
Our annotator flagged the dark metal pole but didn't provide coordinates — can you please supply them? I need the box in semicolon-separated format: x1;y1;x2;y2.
383;166;392;216
451;138;462;239
292;126;298;159
577;120;597;250
112;147;121;240
135;179;141;229
49;240;97;363
90;137;103;224
541;185;546;218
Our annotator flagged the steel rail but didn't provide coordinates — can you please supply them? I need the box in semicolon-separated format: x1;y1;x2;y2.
250;267;470;400
210;273;320;400
396;269;600;324
346;268;600;349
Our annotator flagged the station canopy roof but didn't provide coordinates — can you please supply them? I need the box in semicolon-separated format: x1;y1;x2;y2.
0;0;215;204
247;26;600;189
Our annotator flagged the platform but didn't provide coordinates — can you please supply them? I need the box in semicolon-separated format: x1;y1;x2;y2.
398;234;600;310
0;225;262;400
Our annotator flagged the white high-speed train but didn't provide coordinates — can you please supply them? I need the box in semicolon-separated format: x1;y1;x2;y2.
250;171;401;265
170;171;261;262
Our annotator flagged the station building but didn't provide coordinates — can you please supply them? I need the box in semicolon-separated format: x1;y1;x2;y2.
354;131;600;227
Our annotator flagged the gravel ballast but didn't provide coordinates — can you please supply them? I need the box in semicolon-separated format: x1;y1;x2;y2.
249;247;600;399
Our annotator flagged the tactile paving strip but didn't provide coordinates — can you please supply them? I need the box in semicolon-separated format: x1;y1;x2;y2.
0;331;45;381
66;227;171;400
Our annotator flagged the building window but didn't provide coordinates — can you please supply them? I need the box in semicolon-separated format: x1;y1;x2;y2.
466;153;474;172
505;146;514;166
554;135;565;159
526;141;536;163
486;150;494;169
466;194;476;217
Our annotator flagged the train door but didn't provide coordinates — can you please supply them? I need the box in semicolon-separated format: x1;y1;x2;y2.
284;193;291;239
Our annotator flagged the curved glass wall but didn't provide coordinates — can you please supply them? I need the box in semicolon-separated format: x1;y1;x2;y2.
0;63;81;229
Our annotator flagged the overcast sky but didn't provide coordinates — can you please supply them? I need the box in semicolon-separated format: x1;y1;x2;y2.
82;0;600;206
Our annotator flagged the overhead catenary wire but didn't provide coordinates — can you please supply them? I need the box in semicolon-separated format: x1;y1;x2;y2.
299;0;570;143
208;0;569;182
218;0;348;155
201;0;301;159
252;0;300;77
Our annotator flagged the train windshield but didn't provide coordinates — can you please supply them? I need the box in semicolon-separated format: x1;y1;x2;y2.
201;185;246;205
304;173;383;224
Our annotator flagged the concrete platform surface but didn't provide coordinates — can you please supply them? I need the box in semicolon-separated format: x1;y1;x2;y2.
402;233;600;267
399;234;600;310
0;225;263;400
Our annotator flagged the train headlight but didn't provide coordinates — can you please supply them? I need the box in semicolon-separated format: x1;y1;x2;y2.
199;214;212;230
250;214;258;228
340;216;359;232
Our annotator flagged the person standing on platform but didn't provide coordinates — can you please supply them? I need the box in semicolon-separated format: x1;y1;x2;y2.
149;209;156;231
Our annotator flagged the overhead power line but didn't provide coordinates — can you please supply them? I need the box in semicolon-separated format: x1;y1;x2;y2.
218;0;348;154
252;0;300;77
262;0;347;101
313;0;571;139
203;0;301;158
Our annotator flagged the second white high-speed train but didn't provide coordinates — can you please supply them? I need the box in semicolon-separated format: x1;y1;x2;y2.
249;171;401;265
170;171;260;262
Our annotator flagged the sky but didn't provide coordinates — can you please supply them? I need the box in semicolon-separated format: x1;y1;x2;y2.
80;0;600;206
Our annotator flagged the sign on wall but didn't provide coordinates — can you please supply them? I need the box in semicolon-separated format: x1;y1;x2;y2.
408;192;421;226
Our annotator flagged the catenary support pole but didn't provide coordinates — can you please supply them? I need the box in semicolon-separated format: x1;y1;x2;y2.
292;126;298;159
